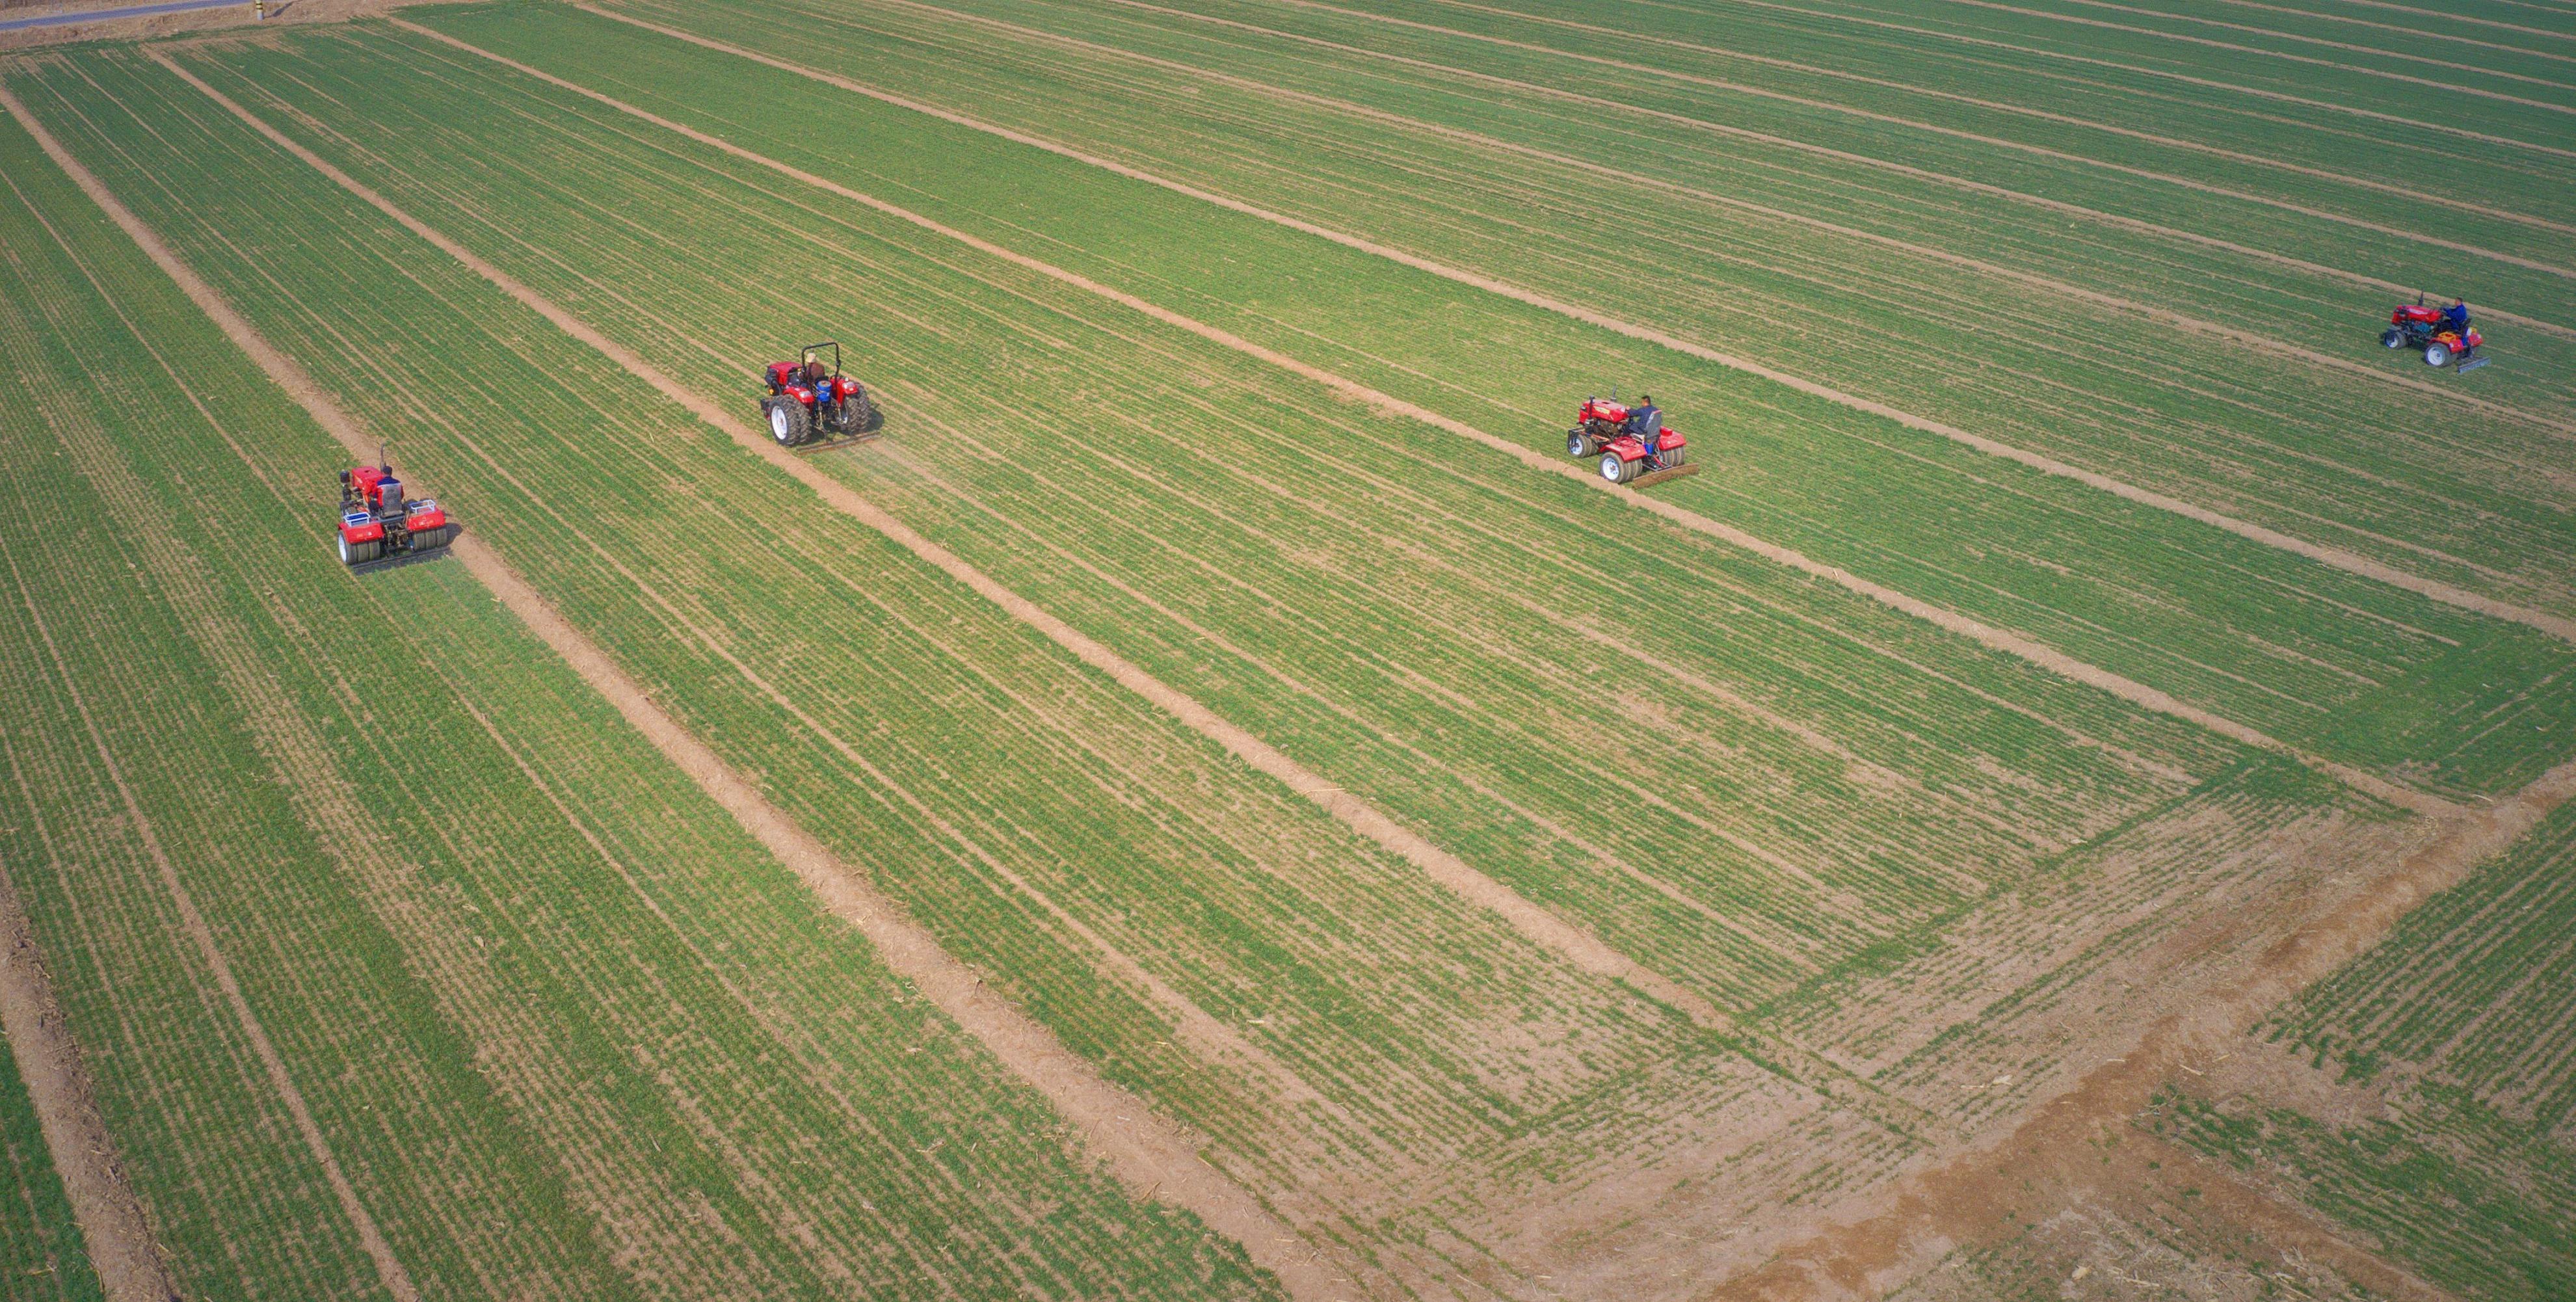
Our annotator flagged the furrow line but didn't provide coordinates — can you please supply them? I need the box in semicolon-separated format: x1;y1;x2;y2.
3;73;1349;1302
0;515;422;1302
570;5;2576;639
855;0;2576;436
0;742;173;1302
411;18;2486;814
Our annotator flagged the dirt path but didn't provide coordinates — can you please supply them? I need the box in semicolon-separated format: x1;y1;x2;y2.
843;0;2576;441
3;68;1358;1301
0;744;176;1302
574;4;2576;642
0;527;421;1302
1707;752;2576;1300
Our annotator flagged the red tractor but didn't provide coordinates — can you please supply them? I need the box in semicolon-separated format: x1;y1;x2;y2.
760;341;881;450
336;461;455;570
1566;394;1693;485
2382;299;2489;372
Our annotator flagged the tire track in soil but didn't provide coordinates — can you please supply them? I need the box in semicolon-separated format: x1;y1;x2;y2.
5;66;1357;1302
0;742;176;1302
1708;752;2576;1301
0;522;423;1302
571;3;2576;639
1030;0;2576;338
836;0;2576;439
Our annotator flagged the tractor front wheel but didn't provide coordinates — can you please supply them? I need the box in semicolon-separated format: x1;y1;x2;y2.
1601;452;1632;484
2424;342;2453;368
1568;428;1595;458
767;398;812;446
2380;327;2405;349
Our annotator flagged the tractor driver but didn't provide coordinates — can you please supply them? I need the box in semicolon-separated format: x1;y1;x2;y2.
1627;393;1662;463
2441;300;2472;333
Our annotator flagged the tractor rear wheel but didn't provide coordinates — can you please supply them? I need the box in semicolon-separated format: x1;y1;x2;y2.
851;390;882;433
1601;452;1631;484
339;535;380;566
1567;428;1595;458
2424;342;2453;367
1663;446;1688;468
2380;326;2405;349
767;398;812;447
411;524;455;551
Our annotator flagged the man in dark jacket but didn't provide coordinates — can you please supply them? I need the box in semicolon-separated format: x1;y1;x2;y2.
1626;394;1664;465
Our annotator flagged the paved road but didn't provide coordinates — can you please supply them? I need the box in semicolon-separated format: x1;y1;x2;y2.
0;0;241;31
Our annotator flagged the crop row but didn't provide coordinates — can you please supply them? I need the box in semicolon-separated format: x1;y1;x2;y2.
626;0;2576;618
2270;799;2576;1133
1474;0;2576;200
0;1033;99;1302
0;105;1275;1300
8;49;1778;1289
154;27;2246;1003
371;3;2576;804
2156;1089;2576;1302
1796;0;2576;118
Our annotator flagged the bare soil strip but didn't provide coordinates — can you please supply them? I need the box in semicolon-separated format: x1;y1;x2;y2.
0;518;422;1301
1;72;1350;1302
0;746;176;1302
1710;752;2576;1300
856;0;2576;438
572;5;2576;644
